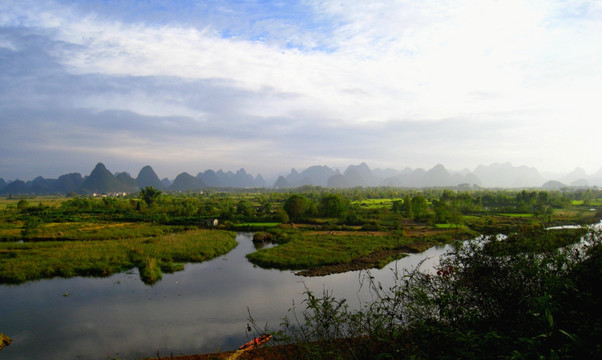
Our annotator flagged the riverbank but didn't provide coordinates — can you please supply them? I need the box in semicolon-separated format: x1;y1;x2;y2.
296;243;426;276
248;228;476;276
154;226;602;360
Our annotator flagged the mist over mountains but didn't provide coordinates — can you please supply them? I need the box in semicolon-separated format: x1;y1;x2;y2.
1;162;601;195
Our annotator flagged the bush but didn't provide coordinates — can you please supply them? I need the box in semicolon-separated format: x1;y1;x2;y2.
21;216;42;239
268;227;602;359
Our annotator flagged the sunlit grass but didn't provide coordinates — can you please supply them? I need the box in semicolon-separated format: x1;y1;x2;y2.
247;232;429;270
0;229;236;285
499;213;534;218
0;220;190;241
353;198;404;209
571;200;602;206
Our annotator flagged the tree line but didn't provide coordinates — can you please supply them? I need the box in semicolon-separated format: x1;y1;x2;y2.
6;187;599;236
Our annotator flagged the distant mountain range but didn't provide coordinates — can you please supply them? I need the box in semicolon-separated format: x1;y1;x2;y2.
1;162;601;195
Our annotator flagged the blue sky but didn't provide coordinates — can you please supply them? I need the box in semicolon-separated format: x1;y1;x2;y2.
1;0;601;181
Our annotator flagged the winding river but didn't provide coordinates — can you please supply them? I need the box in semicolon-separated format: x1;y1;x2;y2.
0;234;454;359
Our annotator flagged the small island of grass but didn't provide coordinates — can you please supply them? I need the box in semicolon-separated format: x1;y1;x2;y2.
0;229;236;285
246;228;476;276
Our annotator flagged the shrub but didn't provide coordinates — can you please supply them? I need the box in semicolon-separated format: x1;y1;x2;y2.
268;227;601;359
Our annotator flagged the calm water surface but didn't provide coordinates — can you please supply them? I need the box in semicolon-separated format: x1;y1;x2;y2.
0;233;452;360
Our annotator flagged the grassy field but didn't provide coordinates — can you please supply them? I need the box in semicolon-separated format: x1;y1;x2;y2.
571;199;602;206
234;222;281;228
245;229;472;271
246;232;400;270
0;189;598;284
0;229;236;284
434;223;469;229
499;213;534;218
0;196;66;208
0;220;191;241
353;198;404;209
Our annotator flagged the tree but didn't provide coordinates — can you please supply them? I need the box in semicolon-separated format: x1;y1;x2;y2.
410;195;428;220
403;195;413;218
391;200;403;214
432;199;449;223
283;194;311;221
17;199;29;212
319;194;349;218
139;186;162;206
275;208;290;224
21;216;42;239
236;199;255;217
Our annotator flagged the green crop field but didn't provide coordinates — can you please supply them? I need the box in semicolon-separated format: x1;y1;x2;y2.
500;213;534;218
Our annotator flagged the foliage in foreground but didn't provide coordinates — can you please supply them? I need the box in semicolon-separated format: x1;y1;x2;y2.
266;228;601;359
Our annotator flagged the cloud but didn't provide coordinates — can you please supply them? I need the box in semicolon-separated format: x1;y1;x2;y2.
0;0;601;180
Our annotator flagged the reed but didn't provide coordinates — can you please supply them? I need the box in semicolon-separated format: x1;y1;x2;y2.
246;232;437;270
0;229;236;285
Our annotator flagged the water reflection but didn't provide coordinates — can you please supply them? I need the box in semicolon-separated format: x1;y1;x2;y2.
0;233;452;360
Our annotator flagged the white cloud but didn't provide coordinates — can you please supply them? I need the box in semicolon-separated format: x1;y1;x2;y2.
1;0;601;179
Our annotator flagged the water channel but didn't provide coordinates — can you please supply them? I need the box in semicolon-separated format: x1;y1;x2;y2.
0;234;456;359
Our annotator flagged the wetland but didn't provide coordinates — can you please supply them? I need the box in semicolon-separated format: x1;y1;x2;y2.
0;187;600;359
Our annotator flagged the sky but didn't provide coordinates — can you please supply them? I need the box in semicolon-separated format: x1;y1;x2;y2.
1;0;601;181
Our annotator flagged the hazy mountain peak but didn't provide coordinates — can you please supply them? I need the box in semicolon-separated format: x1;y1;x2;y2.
474;162;544;188
563;167;588;183
344;163;379;186
80;163;123;193
273;175;290;188
170;172;205;191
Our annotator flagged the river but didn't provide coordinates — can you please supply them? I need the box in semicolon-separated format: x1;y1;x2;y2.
0;233;453;360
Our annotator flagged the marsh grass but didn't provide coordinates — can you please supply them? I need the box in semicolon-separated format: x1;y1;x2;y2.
0;220;189;242
0;229;236;285
246;233;438;270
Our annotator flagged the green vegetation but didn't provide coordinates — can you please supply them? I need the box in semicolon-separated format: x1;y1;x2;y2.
0;187;600;284
234;222;281;228
572;199;602;206
500;213;534;218
0;229;236;285
246;229;475;273
2;187;600;358
247;232;404;270
353;198;405;209
263;227;602;359
434;223;468;229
